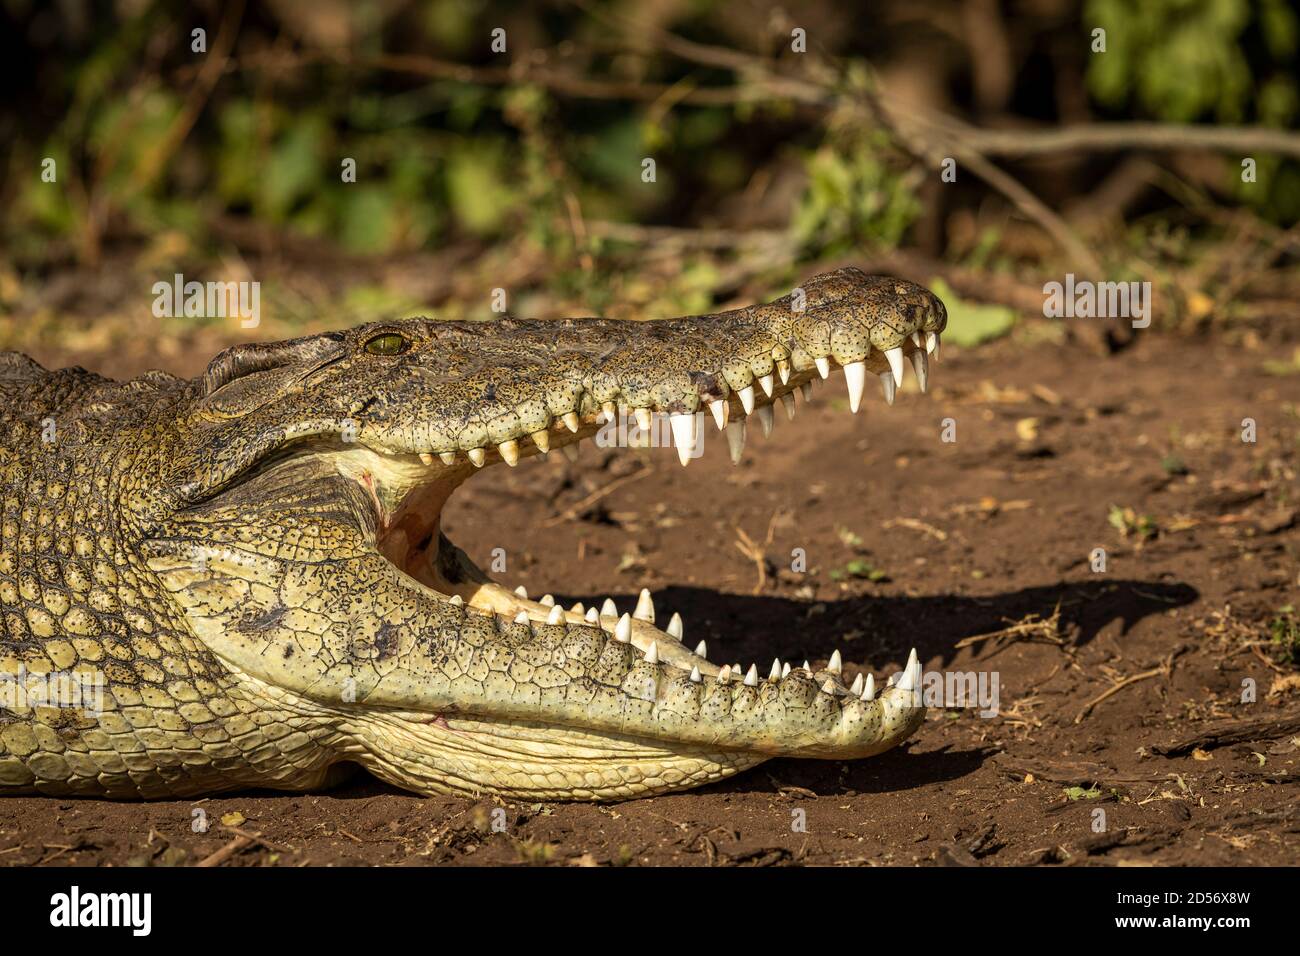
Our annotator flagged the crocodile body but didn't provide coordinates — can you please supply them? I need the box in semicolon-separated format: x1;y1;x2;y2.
0;269;945;800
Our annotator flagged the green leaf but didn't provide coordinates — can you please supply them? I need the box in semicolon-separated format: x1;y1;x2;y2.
926;278;1017;347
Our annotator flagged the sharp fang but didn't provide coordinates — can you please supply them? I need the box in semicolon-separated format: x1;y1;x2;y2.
828;649;842;673
850;673;864;695
768;658;781;681
725;420;746;465
815;356;831;379
644;641;659;664
708;398;729;430
879;370;896;405
738;385;756;414
540;594;555;606
419;452;434;466
513;611;529;624
743;664;759;687
561;444;579;462
468;447;487;467
571;601;585;614
666;612;683;639
758;373;774;397
755;404;774;437
439;452;457;465
694;639;707;657
546;604;564;625
884;346;906;385
634;407;653;432
844;360;866;414
780;393;796;421
781;662;791;678
601;598;617;617
615;613;632;642
498;439;520;466
777;360;791;385
862;674;876;700
910;349;929;393
514;585;529;598
926;330;941;360
803;660;812;673
912;331;924;348
563;412;581;432
634;587;655;623
718;665;732;684
532;430;551;453
669;412;697;467
449;594;463;605
689;666;702;683
800;383;812;402
585;606;600;623
897;647;921;692
821;679;837;695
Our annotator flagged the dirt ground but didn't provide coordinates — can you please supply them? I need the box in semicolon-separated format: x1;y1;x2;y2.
3;328;1298;866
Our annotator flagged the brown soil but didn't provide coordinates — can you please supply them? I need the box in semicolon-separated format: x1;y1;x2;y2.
3;332;1299;866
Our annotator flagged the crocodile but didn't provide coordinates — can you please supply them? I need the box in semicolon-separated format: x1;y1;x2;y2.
0;268;946;801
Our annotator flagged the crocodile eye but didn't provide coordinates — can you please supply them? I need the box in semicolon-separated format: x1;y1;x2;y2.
364;332;409;356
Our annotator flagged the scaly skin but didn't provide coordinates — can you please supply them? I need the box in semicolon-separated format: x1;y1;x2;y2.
0;268;945;800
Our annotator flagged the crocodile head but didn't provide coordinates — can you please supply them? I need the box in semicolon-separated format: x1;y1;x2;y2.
142;268;946;800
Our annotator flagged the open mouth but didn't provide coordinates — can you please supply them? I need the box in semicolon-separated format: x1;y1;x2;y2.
341;334;940;697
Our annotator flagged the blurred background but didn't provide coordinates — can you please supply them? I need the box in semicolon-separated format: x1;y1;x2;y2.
1;0;1297;375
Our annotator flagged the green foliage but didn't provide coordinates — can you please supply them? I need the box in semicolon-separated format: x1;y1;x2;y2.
1269;605;1299;663
926;279;1017;347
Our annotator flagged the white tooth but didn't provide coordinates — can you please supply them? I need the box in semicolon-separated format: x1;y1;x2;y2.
781;662;791;678
725;420;746;465
708;398;729;430
879;370;896;405
468;447;487;467
514;611;529;624
667;612;683;639
561;444;580;462
546;604;564;625
601;402;617;423
514;585;529;598
634;407;653;432
912;331;924;348
585;607;600;623
540;594;555;606
844;361;866;413
850;673;864;695
449;594;463;605
910;348;929;393
821;679;837;695
887;672;899;687
802;660;812;673
634;588;655;623
570;601;584;614
862;674;876;700
780;393;796;421
601;598;617;617
498;439;520;466
800;383;813;402
419;452;434;466
732;663;742;675
777;360;791;385
815;356;831;379
758;373;774;397
828;649;842;673
694;640;707;657
743;664;759;687
718;665;732;683
669;412;697;467
615;613;632;642
738;385;755;414
644;641;659;664
926;331;940;359
755;404;774;437
689;666;702;683
439;452;458;465
768;658;781;681
563;412;581;433
885;346;905;385
897;648;920;692
531;430;550;453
